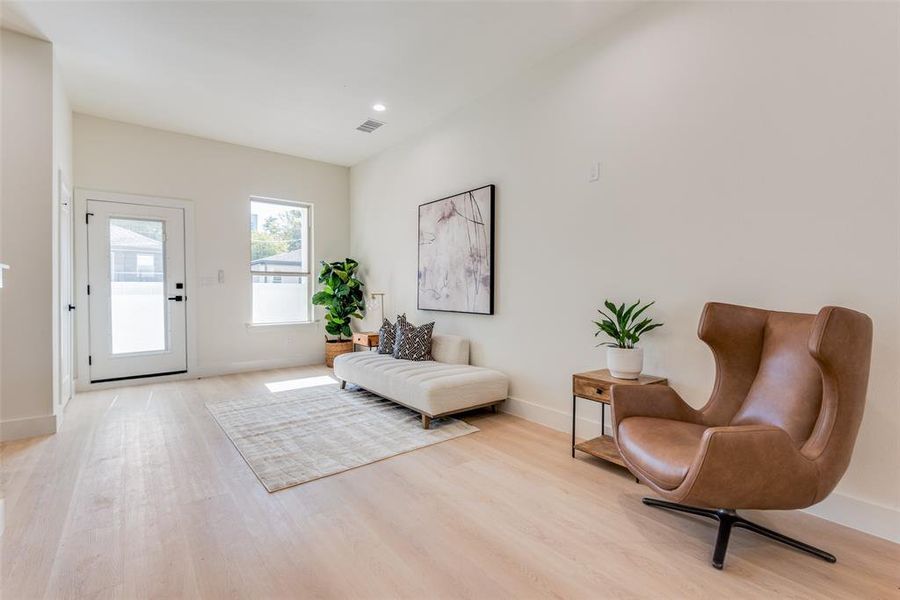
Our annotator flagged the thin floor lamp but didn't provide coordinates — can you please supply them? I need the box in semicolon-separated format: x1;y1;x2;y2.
369;292;386;323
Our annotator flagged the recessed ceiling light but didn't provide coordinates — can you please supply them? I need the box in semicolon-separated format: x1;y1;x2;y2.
372;103;387;112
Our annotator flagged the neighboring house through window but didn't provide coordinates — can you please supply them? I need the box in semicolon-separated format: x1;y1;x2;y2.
250;197;311;324
109;222;163;282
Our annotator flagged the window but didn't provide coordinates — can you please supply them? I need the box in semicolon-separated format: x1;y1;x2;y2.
250;197;311;324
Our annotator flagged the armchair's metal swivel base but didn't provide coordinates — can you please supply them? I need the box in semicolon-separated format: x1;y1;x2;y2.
642;497;837;570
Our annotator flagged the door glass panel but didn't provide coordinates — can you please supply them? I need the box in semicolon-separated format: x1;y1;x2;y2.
109;218;166;354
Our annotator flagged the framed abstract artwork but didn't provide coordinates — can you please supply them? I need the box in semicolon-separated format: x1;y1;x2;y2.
418;184;494;315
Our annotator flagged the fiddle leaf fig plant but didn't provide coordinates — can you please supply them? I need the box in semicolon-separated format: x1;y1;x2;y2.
594;299;663;349
312;258;365;341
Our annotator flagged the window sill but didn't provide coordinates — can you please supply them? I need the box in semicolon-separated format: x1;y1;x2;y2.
245;320;319;329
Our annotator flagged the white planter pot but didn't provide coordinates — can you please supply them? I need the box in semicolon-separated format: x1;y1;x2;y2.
607;347;643;380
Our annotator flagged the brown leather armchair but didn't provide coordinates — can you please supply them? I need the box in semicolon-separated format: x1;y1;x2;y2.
611;302;873;569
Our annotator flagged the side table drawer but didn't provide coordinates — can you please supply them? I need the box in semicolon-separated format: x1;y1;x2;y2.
573;377;611;402
352;332;379;347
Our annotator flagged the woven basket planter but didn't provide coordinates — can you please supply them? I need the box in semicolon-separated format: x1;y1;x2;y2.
325;340;354;367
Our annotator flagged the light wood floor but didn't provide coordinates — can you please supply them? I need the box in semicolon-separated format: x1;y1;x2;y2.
2;366;897;599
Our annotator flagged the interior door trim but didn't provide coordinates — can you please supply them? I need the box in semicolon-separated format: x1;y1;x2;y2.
58;171;75;413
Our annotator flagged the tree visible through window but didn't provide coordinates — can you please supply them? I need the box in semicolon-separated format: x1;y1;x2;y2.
250;198;311;324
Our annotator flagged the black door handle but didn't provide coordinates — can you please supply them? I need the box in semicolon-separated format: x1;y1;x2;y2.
167;295;184;302
67;304;76;311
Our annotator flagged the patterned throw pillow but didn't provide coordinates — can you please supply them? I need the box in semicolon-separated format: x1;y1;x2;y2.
377;314;406;354
393;320;435;361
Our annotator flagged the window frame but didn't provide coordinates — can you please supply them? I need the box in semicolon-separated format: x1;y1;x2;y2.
249;196;314;325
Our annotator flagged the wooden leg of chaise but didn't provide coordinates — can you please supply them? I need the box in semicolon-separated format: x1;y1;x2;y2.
340;380;346;390
422;414;432;429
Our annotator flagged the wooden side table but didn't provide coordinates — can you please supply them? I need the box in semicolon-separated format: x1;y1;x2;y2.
572;369;667;469
352;332;379;352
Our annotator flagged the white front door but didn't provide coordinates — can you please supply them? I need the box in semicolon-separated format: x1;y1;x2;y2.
86;199;187;382
59;176;75;407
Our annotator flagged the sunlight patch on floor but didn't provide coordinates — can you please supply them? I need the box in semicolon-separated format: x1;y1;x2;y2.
265;375;338;393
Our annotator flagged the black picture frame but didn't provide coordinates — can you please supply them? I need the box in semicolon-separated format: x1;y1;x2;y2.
417;184;495;315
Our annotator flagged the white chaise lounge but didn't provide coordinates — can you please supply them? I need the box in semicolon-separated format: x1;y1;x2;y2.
333;334;508;429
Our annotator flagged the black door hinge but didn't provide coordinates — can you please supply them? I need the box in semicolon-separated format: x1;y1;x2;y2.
85;212;94;224
87;284;91;295
88;355;92;366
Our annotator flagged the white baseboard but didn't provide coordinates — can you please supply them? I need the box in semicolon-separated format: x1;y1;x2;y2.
503;394;611;439
0;413;58;442
805;493;900;543
76;356;327;392
191;356;325;379
501;396;899;543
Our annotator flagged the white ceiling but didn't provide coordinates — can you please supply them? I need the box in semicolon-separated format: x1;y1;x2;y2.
4;2;634;166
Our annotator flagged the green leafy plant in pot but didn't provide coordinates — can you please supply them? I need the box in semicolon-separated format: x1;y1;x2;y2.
312;258;365;367
594;299;663;379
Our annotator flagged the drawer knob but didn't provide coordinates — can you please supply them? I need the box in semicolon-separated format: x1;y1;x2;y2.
596;387;605;395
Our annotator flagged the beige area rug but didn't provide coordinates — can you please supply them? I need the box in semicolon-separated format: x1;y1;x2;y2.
206;384;478;492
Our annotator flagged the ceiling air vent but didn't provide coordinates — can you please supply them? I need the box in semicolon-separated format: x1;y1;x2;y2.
356;119;385;133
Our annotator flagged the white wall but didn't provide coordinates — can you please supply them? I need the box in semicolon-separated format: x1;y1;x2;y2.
73;114;349;378
0;29;56;440
350;2;900;539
